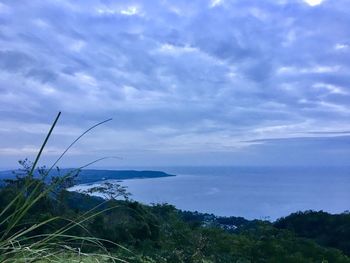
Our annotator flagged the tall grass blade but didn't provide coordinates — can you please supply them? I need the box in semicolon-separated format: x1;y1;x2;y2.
29;112;61;177
47;118;112;174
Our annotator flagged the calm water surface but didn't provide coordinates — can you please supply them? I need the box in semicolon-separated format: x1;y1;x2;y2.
73;166;350;220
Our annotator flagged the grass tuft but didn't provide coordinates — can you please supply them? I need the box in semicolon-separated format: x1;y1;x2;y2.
0;112;128;262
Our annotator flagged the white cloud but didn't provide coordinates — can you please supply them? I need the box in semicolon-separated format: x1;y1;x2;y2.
277;65;340;74
249;8;269;21
32;18;49;28
252;121;313;139
335;43;349;50
310;66;340;73
96;7;115;15
0;146;41;156
69;40;86;52
312;83;348;95
157;44;197;55
74;72;97;87
210;0;223;8
0;146;83;156
168;6;182;16
303;0;324;6
97;6;141;16
38;84;57;95
120;6;139;16
317;101;350;114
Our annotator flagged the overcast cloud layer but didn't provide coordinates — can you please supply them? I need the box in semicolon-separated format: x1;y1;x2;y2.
1;0;350;168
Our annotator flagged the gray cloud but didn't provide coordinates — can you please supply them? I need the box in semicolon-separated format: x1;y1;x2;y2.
1;0;350;168
0;51;34;72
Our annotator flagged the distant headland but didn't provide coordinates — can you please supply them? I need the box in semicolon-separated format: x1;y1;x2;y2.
0;169;175;185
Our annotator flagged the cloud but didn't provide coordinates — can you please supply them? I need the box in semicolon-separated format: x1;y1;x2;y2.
303;0;324;7
0;0;350;168
0;51;34;73
210;0;224;8
97;5;142;16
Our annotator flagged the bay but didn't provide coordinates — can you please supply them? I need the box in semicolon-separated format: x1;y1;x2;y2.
72;166;350;220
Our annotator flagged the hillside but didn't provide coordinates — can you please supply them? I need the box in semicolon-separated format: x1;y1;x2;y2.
1;173;350;262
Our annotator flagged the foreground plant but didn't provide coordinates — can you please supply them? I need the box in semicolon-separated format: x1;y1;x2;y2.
80;181;131;201
0;112;128;262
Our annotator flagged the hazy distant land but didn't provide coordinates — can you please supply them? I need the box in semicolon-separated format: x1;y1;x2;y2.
0;169;175;184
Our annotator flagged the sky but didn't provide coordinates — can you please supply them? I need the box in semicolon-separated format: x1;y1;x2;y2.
1;0;350;169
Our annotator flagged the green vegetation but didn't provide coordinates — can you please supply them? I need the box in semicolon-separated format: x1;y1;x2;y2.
275;210;350;256
0;112;122;262
1;113;350;262
1;166;350;262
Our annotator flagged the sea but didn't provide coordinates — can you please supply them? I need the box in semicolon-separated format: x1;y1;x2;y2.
71;166;350;221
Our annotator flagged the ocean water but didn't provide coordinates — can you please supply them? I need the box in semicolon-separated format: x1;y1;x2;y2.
73;166;350;220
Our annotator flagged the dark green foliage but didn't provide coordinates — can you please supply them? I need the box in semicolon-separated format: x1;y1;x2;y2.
180;210;249;231
1;171;350;262
82;181;131;200
139;205;350;263
0;162;79;241
275;210;350;256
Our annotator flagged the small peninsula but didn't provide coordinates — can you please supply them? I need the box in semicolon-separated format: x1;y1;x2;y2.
0;169;175;185
74;169;175;184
